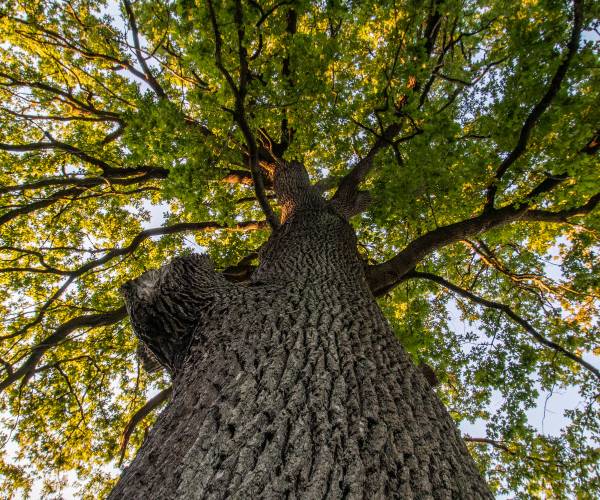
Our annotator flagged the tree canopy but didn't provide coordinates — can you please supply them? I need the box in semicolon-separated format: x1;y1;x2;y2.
0;0;598;497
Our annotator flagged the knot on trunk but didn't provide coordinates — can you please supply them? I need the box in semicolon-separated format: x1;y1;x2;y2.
120;254;228;373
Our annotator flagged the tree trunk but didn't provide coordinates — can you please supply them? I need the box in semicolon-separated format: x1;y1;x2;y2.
111;163;491;499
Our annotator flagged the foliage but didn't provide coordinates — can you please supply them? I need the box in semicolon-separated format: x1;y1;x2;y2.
0;0;598;497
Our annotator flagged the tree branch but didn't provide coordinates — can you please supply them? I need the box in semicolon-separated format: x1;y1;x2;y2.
367;193;599;297
8;14;164;95
407;270;600;381
464;436;565;466
0;138;105;169
0;221;265;341
483;0;583;211
0;168;168;195
524;193;600;223
206;0;279;229
0;185;87;228
580;129;599;155
0;307;127;392
0;166;168;228
122;0;167;99
464;436;512;454
423;0;443;56
331;123;403;211
276;8;297;156
118;386;172;466
0;71;121;120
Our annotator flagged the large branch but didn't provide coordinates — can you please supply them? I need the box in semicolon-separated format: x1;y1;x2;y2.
1;220;264;279
422;0;443;56
0;221;265;342
367;194;599;297
0;185;87;228
0;137;111;171
483;0;583;211
275;8;297;156
0;164;253;195
0;307;127;392
407;271;600;381
0;168;168;195
69;220;265;278
331;123;402;211
0;135;167;179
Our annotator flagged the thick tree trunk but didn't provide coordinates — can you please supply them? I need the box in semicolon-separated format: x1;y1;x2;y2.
111;164;491;499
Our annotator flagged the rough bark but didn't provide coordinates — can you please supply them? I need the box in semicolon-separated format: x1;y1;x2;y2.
111;162;491;499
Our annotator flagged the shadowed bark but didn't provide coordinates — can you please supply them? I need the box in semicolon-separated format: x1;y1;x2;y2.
111;161;491;499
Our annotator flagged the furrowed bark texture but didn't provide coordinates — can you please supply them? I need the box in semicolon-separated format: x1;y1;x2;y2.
111;164;491;499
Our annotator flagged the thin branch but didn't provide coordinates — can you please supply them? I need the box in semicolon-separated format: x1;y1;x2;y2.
0;71;121;120
407;271;600;381
122;0;167;98
206;0;239;97
0;276;75;342
68;220;265;277
464;436;563;466
118;386;172;466
0;169;168;227
10;17;147;88
0;307;127;392
54;364;86;422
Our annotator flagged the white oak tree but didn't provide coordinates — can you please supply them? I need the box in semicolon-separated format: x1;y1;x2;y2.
0;0;598;497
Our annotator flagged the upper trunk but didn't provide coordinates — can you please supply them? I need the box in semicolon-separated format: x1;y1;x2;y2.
111;162;491;499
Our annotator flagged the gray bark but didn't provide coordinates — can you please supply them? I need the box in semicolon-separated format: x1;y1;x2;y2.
110;162;491;499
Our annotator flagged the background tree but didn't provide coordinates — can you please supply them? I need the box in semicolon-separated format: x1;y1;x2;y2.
0;0;598;497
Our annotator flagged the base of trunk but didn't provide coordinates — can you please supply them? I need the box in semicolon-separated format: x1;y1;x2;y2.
112;290;490;499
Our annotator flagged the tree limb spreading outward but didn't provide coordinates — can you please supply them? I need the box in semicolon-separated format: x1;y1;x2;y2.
206;0;279;229
406;271;600;381
0;307;127;392
122;0;167;99
367;192;599;297
0;220;265;343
